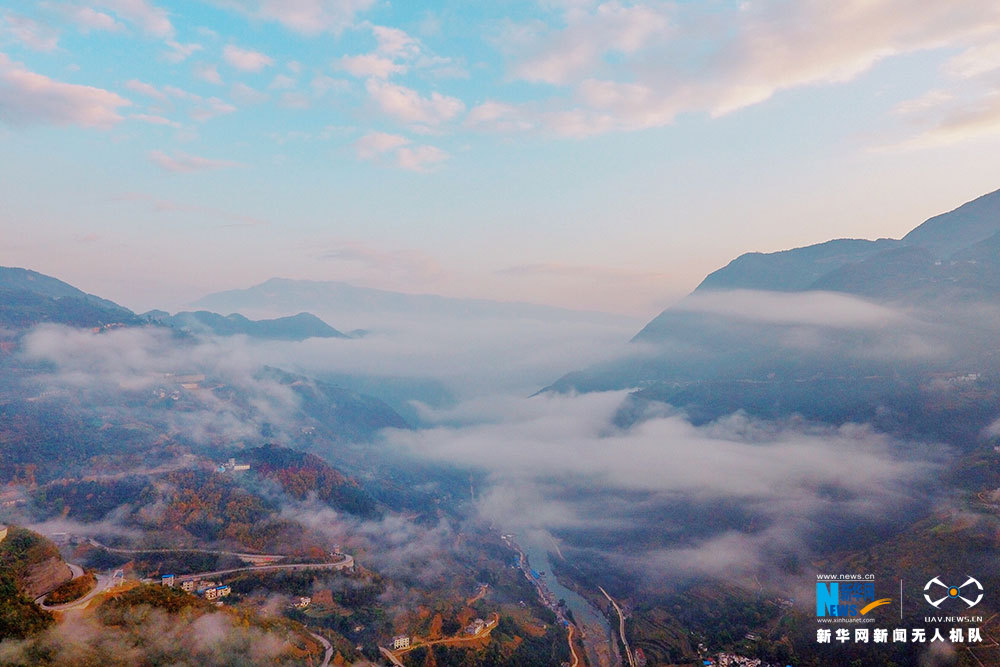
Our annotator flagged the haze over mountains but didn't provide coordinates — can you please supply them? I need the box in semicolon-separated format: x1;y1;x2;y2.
3;187;1000;666
192;277;632;327
551;187;1000;403
0;267;346;343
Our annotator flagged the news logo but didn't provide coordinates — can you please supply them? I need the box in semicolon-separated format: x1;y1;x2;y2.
817;577;891;618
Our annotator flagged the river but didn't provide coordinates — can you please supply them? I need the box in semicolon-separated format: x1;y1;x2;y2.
520;535;617;667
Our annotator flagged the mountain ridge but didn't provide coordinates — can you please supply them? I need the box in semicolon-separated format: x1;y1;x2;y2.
192;277;631;324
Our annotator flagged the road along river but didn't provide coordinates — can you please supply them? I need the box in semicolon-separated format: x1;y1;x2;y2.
519;536;616;667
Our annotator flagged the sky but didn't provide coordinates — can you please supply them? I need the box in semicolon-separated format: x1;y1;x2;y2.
2;1;1000;316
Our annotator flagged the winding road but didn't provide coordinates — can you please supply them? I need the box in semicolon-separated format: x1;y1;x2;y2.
309;632;333;667
567;624;580;667
34;542;353;613
35;571;113;612
170;555;354;584
599;586;634;667
86;538;286;564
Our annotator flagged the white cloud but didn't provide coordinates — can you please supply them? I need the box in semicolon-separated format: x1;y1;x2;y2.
371;25;420;59
0;52;130;128
508;2;669;85
126;78;165;100
163;84;201;101
337;53;405;79
944;41;1000;79
310;74;348;96
673;290;906;329
1;12;60;52
465;101;534;132
365;79;464;125
51;4;124;33
353;131;448;172
96;0;173;38
190;96;236;121
230;81;268;105
886;92;1000;151
278;91;309;109
162;40;202;63
130;113;180;127
222;44;273;72
389;390;938;580
218;0;375;36
495;1;1000;137
268;73;296;90
194;62;223;84
353;130;409;159
148;149;242;172
395;145;448;172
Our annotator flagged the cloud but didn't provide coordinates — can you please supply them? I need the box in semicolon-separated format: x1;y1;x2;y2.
149;150;243;172
388;390;940;581
882;90;1000;151
222;44;273;72
944;41;1000;79
50;4;124;33
353;131;448;171
365;79;464;125
126;78;166;100
508;2;668;85
310;74;348;96
194;62;223;84
1;12;60;52
277;91;309;109
96;0;173;38
465;100;534;132
131;113;180;127
337;53;405;79
190;96;236;121
163;39;202;63
218;0;375;36
0;53;130;128
353;131;409;158
395;145;448;171
230;81;268;105
673;290;907;329
489;1;1000;137
371;25;420;59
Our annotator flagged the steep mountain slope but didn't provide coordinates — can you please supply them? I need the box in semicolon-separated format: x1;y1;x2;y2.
694;237;901;292
0;526;71;600
0;266;346;341
551;187;1000;419
680;187;1000;308
0;267;140;329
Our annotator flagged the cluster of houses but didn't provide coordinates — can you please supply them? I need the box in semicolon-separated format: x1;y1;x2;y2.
703;653;765;666
464;618;487;636
217;457;250;473
161;574;231;601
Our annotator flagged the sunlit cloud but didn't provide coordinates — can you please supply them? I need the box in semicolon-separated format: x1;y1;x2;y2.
222;44;273;71
0;52;129;128
148;149;243;172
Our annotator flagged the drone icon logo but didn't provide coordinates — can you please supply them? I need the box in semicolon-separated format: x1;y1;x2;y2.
924;576;983;609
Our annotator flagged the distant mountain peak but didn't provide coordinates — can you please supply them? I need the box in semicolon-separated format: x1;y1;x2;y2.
144;309;347;341
902;186;1000;257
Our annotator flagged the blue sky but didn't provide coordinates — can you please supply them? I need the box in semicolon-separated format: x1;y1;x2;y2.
2;1;1000;314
